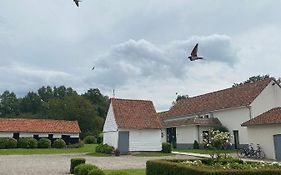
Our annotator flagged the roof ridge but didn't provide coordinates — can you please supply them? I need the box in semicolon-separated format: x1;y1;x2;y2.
111;98;152;102
0;118;78;123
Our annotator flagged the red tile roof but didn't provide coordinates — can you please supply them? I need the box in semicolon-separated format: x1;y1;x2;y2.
165;78;272;118
111;98;162;129
242;107;281;126
164;117;222;127
0;118;81;133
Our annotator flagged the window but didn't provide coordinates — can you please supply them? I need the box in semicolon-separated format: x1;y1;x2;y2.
202;131;209;140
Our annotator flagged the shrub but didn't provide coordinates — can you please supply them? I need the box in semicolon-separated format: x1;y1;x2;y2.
38;138;51;148
114;149;120;156
70;158;86;174
193;140;199;149
95;144;114;154
162;142;171;153
17;138;37;148
107;171;129;175
97;134;103;144
88;168;105;175
52;139;66;148
0;138;6;149
68;140;85;148
1;138;18;149
84;136;97;144
74;163;98;175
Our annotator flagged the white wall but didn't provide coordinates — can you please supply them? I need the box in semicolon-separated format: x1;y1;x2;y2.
125;129;161;151
251;80;281;118
103;103;118;132
0;132;13;137
214;107;250;144
176;125;197;144
247;125;281;160
103;131;118;149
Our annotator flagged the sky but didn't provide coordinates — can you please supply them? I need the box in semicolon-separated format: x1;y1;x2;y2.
1;0;281;111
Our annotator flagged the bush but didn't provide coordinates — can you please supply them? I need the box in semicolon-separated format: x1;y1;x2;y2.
17;138;37;148
114;149;120;156
107;172;129;175
84;136;97;144
95;144;114;154
74;163;98;175
146;159;281;175
193;140;199;149
88;168;105;175
97;134;103;144
162;142;171;153
0;138;18;149
38;138;51;148
70;158;86;174
68;140;85;148
52;139;66;148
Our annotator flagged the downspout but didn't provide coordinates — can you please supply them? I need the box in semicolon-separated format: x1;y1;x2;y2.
197;125;200;143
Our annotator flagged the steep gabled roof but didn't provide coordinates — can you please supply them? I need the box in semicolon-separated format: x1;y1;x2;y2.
165;78;272;118
242;107;281;126
0;118;81;133
111;98;162;129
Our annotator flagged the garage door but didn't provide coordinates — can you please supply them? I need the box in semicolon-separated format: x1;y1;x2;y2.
273;134;281;161
118;131;129;154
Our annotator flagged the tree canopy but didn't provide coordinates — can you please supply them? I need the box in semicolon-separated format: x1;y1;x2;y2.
233;74;281;87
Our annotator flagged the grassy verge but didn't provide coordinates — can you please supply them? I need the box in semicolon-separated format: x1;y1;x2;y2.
131;152;174;157
173;148;237;154
0;144;96;155
104;169;145;175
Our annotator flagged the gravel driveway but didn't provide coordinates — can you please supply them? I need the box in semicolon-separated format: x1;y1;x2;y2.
0;154;195;175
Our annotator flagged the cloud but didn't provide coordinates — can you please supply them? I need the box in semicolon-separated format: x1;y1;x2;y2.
87;35;238;88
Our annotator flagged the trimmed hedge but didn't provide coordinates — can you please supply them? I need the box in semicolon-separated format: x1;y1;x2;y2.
52;139;66;148
162;142;171;153
88;168;105;175
68;140;85;148
38;138;51;148
95;144;114;154
70;158;86;174
0;138;17;149
84;136;97;144
74;163;98;175
146;159;281;175
18;138;38;148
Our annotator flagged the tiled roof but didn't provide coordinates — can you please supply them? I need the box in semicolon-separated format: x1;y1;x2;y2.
242;107;281;126
111;98;162;129
0;118;81;133
163;117;222;127
165;78;272;118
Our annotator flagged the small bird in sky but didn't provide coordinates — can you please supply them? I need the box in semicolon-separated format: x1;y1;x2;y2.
92;66;95;70
73;0;81;7
188;43;204;61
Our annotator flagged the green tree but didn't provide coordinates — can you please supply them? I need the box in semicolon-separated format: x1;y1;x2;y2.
0;91;20;116
82;88;109;118
38;86;53;102
233;74;281;87
172;94;189;106
20;92;42;114
53;86;77;98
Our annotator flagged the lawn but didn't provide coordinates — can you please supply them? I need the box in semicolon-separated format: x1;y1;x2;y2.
173;148;237;154
104;169;145;175
131;151;174;157
0;144;96;155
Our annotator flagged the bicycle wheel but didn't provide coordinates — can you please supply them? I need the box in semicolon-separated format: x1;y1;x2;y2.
238;149;246;158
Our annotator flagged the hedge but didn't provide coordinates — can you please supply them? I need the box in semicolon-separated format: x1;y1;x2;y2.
38;138;51;148
52;139;66;148
74;163;98;175
70;158;86;174
146;159;281;175
17;138;38;148
0;138;17;149
88;168;105;175
162;142;171;153
84;136;97;144
95;144;114;154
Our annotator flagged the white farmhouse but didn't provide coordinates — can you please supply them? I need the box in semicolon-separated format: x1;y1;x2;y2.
0;118;81;144
103;98;163;153
160;78;281;160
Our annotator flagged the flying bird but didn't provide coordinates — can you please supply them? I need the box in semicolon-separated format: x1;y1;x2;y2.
92;66;95;70
73;0;81;7
188;43;204;61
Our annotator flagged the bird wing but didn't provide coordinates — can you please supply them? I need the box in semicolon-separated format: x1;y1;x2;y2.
191;43;198;57
74;0;79;7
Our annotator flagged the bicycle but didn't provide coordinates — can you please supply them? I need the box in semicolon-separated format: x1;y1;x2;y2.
238;143;265;159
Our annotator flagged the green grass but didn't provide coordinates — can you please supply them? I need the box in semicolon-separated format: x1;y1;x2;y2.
0;144;96;155
104;169;145;175
173;148;237;154
131;151;174;157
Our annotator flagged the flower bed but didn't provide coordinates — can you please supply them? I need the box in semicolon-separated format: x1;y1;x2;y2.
146;158;281;175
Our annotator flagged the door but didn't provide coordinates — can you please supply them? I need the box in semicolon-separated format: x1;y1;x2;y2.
62;135;71;145
233;130;239;149
118;131;129;154
13;133;19;140
167;127;177;148
274;134;281;161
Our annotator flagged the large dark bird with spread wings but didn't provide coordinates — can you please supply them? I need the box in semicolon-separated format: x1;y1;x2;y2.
73;0;81;7
188;43;204;61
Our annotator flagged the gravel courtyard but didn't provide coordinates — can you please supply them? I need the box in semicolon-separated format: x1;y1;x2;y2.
0;154;195;175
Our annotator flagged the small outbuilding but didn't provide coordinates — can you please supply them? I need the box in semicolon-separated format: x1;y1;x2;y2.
0;118;81;144
242;107;281;160
103;98;163;154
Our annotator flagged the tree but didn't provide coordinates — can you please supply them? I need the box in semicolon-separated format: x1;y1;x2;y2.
53;86;77;98
172;94;189;106
82;88;109;118
20;92;42;114
0;91;19;116
233;74;281;87
38;86;53;102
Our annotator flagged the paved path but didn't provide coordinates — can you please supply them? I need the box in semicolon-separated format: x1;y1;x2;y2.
0;154;195;175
